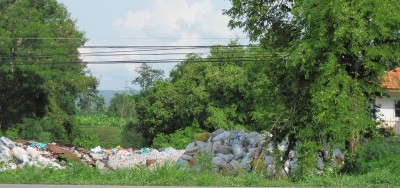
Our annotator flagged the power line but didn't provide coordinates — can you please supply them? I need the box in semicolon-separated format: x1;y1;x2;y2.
0;56;281;65
0;50;276;59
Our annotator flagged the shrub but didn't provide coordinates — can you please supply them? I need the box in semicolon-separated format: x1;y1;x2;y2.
121;121;146;149
73;128;99;149
354;136;400;173
152;126;204;149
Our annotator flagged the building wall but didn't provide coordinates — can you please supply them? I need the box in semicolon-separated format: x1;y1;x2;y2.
376;97;396;121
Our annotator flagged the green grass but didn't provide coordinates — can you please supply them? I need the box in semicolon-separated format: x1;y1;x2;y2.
0;164;399;187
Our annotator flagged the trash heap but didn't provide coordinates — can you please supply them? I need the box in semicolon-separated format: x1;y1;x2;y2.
0;136;64;171
90;146;184;170
178;128;345;176
0;136;185;171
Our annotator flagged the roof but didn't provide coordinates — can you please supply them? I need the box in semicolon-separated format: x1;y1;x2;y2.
382;67;400;89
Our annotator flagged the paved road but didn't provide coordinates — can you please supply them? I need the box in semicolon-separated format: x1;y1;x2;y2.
0;185;265;188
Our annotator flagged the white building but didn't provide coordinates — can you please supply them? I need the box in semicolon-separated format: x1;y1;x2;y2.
375;67;400;134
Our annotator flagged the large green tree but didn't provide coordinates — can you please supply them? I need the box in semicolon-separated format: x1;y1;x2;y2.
135;42;280;145
108;93;136;119
133;63;165;91
224;0;400;171
0;0;96;142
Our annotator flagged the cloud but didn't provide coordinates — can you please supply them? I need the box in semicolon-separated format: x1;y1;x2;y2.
92;0;248;90
115;10;152;31
114;0;240;40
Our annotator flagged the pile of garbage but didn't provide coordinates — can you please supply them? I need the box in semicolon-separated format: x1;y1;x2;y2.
0;136;184;171
178;128;345;176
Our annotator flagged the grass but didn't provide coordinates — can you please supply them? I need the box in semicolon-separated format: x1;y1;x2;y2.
0;163;399;187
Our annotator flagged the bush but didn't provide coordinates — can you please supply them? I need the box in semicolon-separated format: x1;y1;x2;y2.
354;136;400;173
73;128;99;149
122;121;146;149
79;126;121;148
152;126;204;149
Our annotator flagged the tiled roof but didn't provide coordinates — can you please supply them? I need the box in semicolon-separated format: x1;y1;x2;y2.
382;67;400;89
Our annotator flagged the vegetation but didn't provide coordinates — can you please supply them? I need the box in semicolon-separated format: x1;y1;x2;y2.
0;0;97;144
0;161;398;187
223;0;400;174
0;0;399;185
132;63;165;91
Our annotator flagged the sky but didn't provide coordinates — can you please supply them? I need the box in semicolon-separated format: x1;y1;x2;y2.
56;0;249;90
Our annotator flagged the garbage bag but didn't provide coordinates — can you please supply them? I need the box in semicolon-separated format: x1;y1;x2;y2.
240;153;252;172
26;146;40;159
212;156;227;168
180;154;193;160
232;130;245;145
90;146;102;153
211;128;225;138
163;147;176;155
217;153;234;163
212;132;225;142
0;137;15;148
231;144;245;160
213;144;231;154
245;132;259;138
11;147;29;163
196;141;210;153
317;156;324;171
264;155;274;165
185;142;195;149
184;145;198;155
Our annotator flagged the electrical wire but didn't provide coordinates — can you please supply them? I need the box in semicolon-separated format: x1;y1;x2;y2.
0;44;286;66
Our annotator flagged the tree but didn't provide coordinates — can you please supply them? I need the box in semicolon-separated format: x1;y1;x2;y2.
132;63;165;90
77;77;105;113
135;42;279;145
224;0;400;172
0;0;96;143
108;93;136;119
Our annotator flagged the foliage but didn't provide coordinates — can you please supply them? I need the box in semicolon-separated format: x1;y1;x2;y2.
77;77;105;113
121;121;146;149
135;42;280;144
3;128;18;140
76;113;128;128
77;125;121;148
152;126;204;149
16;117;53;141
224;0;400;174
0;0;97;143
108;93;136;119
132;63;165;90
353;137;400;174
72;128;99;149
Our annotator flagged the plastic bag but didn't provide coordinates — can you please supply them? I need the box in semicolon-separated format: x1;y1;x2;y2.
26;146;40;159
217;153;234;163
239;153;252;172
0;137;15;148
231;144;245;160
11;147;29;163
212;156;227;168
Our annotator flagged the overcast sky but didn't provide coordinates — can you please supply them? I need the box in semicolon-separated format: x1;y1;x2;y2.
57;0;249;90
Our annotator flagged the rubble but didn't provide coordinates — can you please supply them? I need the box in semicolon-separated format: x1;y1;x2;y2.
0;136;185;171
178;128;345;176
0;129;345;175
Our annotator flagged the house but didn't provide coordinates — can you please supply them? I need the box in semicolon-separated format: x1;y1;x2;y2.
376;67;400;134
